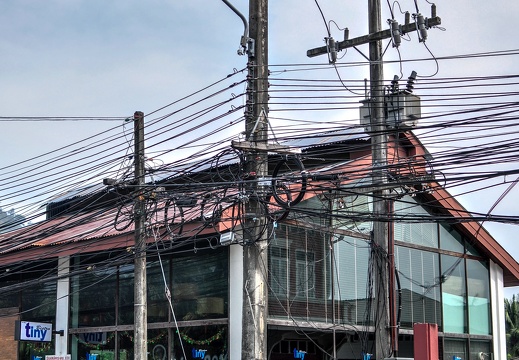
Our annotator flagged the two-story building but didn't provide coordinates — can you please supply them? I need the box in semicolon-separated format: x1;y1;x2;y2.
0;128;517;360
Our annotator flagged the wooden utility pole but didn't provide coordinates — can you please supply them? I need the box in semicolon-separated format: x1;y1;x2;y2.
133;110;147;360
367;1;391;358
242;0;269;359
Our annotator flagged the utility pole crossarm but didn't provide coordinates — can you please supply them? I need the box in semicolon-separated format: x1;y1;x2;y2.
307;16;441;58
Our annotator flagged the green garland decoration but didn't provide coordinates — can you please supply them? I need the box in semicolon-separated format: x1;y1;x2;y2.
176;328;224;345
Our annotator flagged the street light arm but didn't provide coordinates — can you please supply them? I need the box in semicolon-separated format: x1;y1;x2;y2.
221;0;250;55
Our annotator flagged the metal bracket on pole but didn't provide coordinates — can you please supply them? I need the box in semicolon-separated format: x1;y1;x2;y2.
249;107;267;137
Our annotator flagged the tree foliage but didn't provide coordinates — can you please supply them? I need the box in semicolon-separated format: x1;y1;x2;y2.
506;294;519;359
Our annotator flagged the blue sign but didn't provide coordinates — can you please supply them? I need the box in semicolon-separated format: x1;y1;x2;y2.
293;348;306;360
192;348;207;359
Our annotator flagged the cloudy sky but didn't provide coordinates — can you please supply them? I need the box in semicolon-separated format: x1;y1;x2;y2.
1;1;519;297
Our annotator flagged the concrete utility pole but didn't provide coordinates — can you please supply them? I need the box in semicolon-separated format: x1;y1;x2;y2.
133;111;148;360
306;2;441;358
242;0;269;359
367;1;391;358
306;1;390;357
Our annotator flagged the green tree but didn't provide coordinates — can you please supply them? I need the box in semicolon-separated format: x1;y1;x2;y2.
505;294;519;359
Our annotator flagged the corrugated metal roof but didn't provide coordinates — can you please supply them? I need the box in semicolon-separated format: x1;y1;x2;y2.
0;209;119;253
47;183;107;204
0;194;228;255
279;127;368;149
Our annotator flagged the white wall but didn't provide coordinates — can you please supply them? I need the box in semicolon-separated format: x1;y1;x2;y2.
55;256;70;355
229;244;243;359
490;260;506;360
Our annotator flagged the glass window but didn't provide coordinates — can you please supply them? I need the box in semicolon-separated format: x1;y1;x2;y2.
422;251;441;326
333;194;373;235
465;240;481;257
441;255;467;333
148;328;169;360
291;195;328;225
118;331;134;359
269;224;328;322
172;248;228;321
333;235;371;325
173;325;228;360
147;260;170;323
443;338;467;360
394;196;437;248
70;255;118;328
22;279;56;323
118;264;134;325
72;331;116;360
19;341;55;360
439;223;464;253
270;246;288;297
76;266;117;327
395;246;441;328
469;340;492;360
295;250;315;299
0;278;20;309
467;259;491;335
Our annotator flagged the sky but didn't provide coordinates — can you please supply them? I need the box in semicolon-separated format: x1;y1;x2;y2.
1;1;519;297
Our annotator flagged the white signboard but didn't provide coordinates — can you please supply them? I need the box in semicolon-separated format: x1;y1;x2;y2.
17;321;53;342
45;356;71;360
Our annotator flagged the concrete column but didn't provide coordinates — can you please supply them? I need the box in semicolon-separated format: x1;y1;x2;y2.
229;244;244;359
55;256;70;355
490;260;505;360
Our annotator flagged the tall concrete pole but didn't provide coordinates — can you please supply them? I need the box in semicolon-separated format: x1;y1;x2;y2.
368;1;391;359
133;110;147;359
242;0;269;359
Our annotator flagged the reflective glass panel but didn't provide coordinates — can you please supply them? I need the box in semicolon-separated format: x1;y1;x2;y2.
467;259;491;335
441;255;467;333
394;196;437;248
172;247;228;321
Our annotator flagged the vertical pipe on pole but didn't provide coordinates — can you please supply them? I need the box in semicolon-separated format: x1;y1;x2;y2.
133;110;147;359
331;235;337;360
368;0;391;359
242;0;269;359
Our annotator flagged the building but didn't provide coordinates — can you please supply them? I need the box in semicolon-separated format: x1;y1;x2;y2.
0;128;517;360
